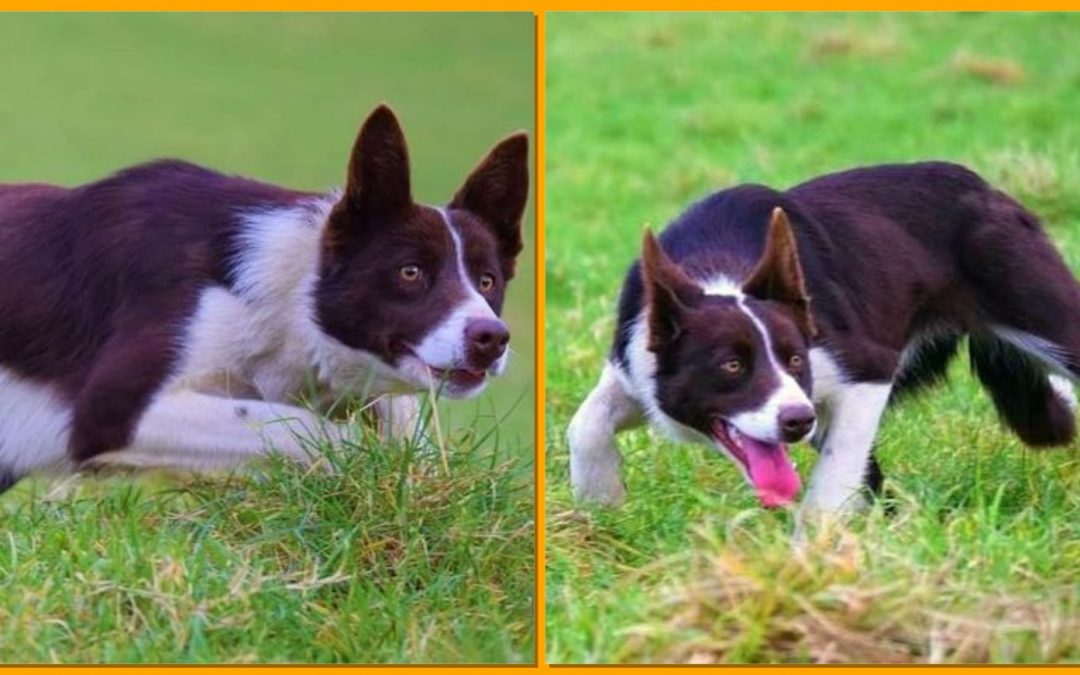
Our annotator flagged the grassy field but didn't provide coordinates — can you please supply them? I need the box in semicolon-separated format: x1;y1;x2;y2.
545;12;1080;664
0;13;535;663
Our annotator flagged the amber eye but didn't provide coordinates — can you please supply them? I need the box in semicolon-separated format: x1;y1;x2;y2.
721;358;744;375
399;265;422;282
788;354;804;371
479;273;496;293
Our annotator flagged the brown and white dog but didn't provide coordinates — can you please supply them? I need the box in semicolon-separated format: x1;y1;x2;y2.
569;162;1080;519
0;105;529;492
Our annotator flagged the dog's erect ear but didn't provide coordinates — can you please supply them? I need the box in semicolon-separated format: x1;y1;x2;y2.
743;207;817;337
450;132;529;263
343;104;412;216
641;230;703;352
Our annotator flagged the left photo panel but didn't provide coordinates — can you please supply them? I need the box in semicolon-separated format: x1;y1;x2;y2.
0;13;535;664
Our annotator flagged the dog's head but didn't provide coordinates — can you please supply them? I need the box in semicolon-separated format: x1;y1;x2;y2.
642;208;817;507
315;105;528;398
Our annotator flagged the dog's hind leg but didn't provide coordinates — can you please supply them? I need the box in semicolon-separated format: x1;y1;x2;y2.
963;193;1080;378
86;391;353;472
568;362;644;506
970;334;1077;446
958;193;1080;445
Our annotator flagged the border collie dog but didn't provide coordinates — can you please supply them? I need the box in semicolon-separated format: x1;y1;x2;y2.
0;105;528;492
569;162;1079;516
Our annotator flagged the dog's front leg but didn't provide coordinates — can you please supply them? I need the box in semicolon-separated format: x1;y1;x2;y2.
86;390;352;472
798;381;893;527
374;394;423;442
568;364;644;506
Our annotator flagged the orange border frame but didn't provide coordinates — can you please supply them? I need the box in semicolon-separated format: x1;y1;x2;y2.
4;8;1080;674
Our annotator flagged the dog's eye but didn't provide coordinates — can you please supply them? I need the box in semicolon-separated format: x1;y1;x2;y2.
721;358;743;375
399;265;422;282
788;354;804;371
479;273;495;293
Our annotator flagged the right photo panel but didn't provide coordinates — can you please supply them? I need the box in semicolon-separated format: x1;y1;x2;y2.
546;12;1080;664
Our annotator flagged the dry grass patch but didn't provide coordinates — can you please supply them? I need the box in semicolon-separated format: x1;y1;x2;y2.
621;523;1080;664
808;28;903;60
952;50;1026;85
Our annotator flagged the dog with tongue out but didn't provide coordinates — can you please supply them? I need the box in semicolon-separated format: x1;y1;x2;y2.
572;162;1080;517
568;203;818;510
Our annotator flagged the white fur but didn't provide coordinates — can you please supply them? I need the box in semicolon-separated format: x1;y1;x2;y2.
90;391;351;471
374;394;423;442
808;346;848;406
800;378;892;516
568;362;644;504
1049;374;1078;411
0;368;74;477
700;274;743;297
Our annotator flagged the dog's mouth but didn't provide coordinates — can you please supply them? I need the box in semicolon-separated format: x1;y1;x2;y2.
711;418;802;508
392;343;494;395
429;366;488;390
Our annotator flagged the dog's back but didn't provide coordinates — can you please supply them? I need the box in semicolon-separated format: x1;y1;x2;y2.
0;161;311;395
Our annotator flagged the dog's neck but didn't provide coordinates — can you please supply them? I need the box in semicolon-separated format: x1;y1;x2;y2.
182;192;396;403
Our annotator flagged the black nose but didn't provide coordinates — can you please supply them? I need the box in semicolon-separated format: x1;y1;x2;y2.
779;405;816;443
465;318;509;368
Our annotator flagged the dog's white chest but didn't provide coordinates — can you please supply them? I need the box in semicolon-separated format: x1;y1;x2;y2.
169;287;310;402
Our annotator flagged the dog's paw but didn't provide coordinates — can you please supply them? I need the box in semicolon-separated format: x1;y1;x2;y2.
572;475;627;507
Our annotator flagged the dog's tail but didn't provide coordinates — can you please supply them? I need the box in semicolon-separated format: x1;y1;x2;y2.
890;332;1076;446
969;334;1077;447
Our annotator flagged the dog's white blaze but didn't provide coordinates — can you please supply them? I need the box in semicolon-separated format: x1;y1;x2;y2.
0;368;73;476
728;297;814;443
700;274;743;297
411;208;501;376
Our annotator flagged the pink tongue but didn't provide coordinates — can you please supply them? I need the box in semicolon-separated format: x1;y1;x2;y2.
741;436;801;508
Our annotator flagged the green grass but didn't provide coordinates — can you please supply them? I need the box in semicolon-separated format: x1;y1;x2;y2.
0;13;534;664
545;12;1080;664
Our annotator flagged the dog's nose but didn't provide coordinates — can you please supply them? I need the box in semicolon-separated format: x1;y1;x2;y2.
778;405;816;443
465;318;510;368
